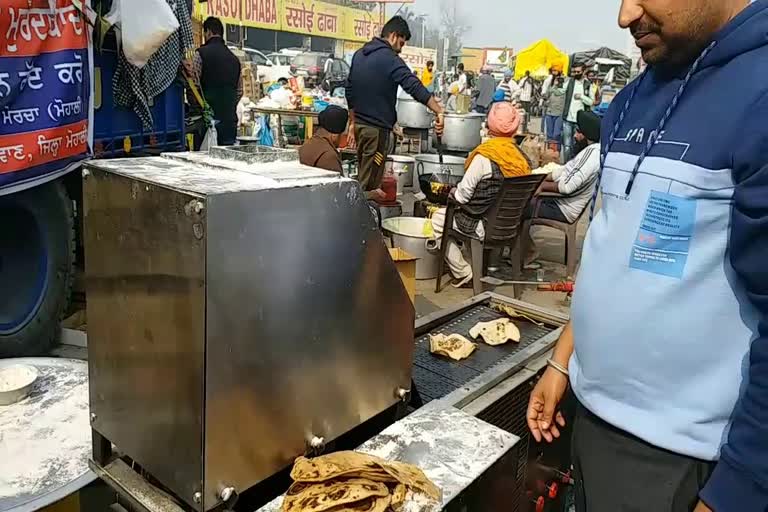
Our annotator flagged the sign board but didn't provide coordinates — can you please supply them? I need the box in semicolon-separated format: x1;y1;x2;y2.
400;46;437;71
485;48;511;66
196;0;382;42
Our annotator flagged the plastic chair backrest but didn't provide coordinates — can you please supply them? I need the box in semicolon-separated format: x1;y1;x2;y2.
484;174;546;244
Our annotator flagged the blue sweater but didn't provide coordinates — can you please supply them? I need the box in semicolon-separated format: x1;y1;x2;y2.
570;2;768;510
346;38;432;130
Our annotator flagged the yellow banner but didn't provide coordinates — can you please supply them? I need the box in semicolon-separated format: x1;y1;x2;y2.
194;0;380;41
198;0;280;30
281;0;343;39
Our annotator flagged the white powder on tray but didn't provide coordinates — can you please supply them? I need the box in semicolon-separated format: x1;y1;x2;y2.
0;365;37;393
0;361;90;501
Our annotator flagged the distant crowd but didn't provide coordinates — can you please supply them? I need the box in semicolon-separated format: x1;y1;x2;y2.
419;62;609;162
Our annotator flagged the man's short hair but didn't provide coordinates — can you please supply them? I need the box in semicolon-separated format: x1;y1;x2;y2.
457;63;464;71
203;17;224;36
426;60;434;67
381;16;411;41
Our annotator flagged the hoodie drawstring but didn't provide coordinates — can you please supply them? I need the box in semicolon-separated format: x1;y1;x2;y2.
589;41;717;220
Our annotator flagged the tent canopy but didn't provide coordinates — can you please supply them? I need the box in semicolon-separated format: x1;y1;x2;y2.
571;47;632;82
513;39;569;80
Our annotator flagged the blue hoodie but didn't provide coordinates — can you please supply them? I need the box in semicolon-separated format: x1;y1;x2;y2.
346;38;432;130
570;2;768;510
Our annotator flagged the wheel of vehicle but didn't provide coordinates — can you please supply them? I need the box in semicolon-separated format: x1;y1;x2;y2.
0;180;75;356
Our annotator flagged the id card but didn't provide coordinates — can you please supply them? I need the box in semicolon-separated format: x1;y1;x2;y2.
629;191;697;279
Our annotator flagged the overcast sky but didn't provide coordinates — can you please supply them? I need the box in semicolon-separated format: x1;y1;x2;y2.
388;0;631;55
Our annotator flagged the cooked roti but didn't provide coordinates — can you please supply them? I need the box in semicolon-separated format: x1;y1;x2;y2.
323;495;391;512
291;453;387;482
287;452;440;511
429;333;476;361
378;460;441;501
469;318;521;346
390;483;407;510
491;302;544;326
282;479;388;512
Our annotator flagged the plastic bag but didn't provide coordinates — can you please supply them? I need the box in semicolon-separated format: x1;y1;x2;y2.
257;116;274;147
121;0;179;68
200;122;218;151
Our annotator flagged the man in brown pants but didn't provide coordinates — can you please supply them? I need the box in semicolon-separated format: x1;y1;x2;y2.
346;15;443;201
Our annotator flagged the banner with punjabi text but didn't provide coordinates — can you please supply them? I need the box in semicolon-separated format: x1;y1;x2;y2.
0;0;91;191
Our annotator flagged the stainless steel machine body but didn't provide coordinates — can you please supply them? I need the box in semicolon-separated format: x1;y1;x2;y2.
83;156;415;511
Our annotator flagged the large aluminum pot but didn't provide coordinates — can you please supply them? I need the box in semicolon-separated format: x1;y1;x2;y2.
396;98;433;129
386;155;415;195
441;113;484;152
414;154;466;181
382;217;440;280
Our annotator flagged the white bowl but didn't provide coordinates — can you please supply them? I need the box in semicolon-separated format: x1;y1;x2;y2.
0;364;39;405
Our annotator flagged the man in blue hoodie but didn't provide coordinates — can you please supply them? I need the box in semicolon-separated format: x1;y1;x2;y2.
527;1;768;511
346;16;443;200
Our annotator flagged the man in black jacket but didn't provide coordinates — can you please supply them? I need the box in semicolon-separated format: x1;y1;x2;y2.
346;16;443;200
192;17;242;145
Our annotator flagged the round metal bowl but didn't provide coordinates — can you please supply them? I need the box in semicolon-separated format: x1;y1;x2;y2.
0;363;39;405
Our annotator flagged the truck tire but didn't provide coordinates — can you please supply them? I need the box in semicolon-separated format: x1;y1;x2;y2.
0;180;75;356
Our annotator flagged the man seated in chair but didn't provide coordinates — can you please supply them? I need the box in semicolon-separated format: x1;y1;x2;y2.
432;102;532;288
524;110;601;268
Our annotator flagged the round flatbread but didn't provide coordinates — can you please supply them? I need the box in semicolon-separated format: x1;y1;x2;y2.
469;318;521;346
377;460;441;501
291;452;388;483
323;495;390;512
282;479;388;512
390;483;407;510
429;333;476;361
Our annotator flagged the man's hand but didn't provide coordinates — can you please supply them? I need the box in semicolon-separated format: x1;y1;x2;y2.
435;113;445;137
527;366;568;443
393;123;404;138
182;59;194;77
367;188;386;202
346;123;356;149
693;501;713;512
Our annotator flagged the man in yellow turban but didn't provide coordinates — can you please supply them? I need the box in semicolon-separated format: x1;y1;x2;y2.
431;102;532;287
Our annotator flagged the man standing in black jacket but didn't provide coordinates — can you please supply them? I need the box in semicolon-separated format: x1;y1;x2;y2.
346;16;444;200
191;17;242;145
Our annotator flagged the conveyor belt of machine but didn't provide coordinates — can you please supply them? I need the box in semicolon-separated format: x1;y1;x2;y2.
412;303;555;403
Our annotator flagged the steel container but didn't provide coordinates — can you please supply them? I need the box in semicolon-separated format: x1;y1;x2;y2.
83;155;415;512
414;153;466;179
396;98;433;129
441;113;484;152
382;217;441;280
385;155;415;195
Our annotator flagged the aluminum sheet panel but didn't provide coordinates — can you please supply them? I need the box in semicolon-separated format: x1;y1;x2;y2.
84;168;206;510
202;181;414;507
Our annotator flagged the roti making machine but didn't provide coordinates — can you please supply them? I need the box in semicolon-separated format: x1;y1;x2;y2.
83;147;570;512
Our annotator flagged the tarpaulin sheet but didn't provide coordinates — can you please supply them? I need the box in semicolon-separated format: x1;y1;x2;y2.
0;0;92;192
514;39;569;80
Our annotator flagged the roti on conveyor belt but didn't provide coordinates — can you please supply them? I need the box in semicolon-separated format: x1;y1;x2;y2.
429;333;476;361
469;318;520;346
491;301;545;326
282;478;389;512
